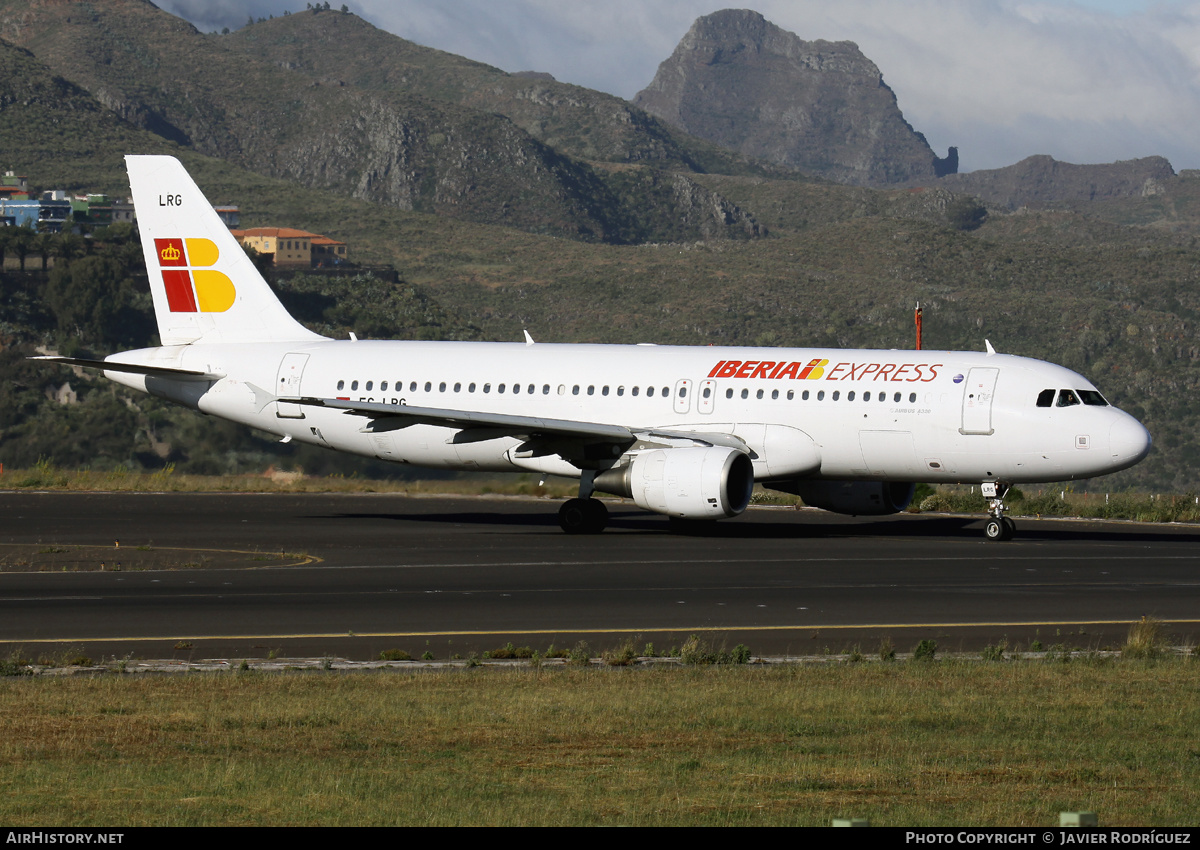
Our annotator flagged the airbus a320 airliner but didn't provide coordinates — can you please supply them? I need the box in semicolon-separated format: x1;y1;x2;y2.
37;156;1152;539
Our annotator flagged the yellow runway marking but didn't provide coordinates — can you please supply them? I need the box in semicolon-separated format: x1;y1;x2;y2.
5;618;1200;644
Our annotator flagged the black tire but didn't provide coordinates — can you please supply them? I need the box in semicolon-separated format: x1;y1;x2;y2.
984;518;1005;541
583;498;609;533
1002;517;1016;540
559;498;607;534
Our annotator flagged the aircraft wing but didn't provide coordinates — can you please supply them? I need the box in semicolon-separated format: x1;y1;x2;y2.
294;396;636;443
30;356;224;381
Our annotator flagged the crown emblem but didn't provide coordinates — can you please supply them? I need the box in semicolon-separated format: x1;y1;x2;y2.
160;244;181;262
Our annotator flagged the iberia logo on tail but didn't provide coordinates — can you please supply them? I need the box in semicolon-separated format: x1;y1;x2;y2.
154;238;236;312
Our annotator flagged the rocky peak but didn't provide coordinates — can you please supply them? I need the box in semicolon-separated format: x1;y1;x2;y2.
634;9;953;186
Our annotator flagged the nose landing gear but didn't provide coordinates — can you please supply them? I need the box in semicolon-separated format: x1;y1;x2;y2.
982;482;1015;541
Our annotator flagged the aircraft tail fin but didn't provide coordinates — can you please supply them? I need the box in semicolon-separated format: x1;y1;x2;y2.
126;155;324;346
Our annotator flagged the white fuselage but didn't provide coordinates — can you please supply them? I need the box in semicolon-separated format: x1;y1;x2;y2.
106;339;1152;486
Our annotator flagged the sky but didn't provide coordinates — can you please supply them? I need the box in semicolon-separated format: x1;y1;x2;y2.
157;0;1200;173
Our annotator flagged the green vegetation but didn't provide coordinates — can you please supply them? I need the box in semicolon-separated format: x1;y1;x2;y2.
0;659;1196;825
4;0;1200;496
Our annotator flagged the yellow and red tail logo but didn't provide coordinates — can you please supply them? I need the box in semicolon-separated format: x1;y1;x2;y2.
154;238;235;313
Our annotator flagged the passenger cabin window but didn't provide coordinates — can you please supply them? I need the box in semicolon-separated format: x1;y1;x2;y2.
337;380;345;391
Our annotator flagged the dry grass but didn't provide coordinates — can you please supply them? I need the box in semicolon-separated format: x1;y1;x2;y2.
0;462;579;499
0;661;1197;826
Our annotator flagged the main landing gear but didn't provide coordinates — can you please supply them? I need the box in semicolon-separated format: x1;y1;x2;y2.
558;498;608;534
981;482;1016;541
558;471;609;534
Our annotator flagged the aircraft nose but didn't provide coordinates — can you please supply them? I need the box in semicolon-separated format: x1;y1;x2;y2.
1109;414;1152;469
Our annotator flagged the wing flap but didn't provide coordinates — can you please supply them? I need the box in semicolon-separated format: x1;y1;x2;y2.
294;397;635;442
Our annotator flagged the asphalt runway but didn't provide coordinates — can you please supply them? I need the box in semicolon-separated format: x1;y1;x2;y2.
1;491;1198;661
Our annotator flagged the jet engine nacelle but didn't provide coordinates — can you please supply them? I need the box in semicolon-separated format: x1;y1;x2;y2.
783;480;916;515
595;446;755;520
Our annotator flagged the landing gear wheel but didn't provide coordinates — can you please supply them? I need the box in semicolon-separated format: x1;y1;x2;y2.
984;517;1014;541
558;498;608;534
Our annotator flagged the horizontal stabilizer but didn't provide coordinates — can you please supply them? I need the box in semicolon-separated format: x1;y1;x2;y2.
30;355;223;381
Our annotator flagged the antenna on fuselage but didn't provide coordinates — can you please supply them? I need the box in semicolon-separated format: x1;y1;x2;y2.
523;329;535;346
914;302;922;350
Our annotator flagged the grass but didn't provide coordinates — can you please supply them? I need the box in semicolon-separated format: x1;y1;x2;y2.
6;465;1200;528
0;659;1197;826
0;462;580;499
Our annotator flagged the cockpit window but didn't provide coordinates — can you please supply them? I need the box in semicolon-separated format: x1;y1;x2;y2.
1056;389;1080;407
1036;389;1055;408
1078;390;1108;406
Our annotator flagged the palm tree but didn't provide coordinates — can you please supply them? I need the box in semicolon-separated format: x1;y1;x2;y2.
9;225;33;272
34;231;55;271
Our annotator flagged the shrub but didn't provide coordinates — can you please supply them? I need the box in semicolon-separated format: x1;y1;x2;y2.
679;635;751;665
602;639;639;666
912;639;937;662
981;641;1007;662
567;641;592;666
1123;616;1166;660
483;642;534;660
878;637;896;662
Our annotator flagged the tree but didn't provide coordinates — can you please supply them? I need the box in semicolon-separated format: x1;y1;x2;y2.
33;232;54;271
946;197;987;232
44;254;153;350
9;226;33;272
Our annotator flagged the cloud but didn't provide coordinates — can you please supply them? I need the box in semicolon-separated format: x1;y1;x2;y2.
156;0;1200;171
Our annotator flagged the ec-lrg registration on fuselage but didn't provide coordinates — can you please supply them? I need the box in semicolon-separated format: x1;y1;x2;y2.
37;156;1152;540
